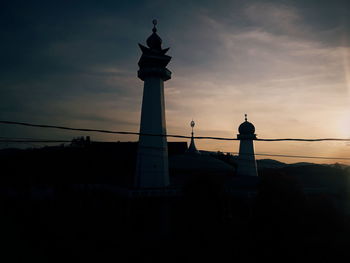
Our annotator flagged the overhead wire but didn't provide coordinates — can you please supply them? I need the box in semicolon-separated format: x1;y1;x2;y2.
0;120;349;161
1;120;350;142
222;152;350;161
1;140;349;161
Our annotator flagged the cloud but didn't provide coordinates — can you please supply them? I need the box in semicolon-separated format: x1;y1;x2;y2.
244;2;301;33
0;0;349;163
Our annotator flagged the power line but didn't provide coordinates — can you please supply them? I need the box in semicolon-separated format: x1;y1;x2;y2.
1;120;350;142
0;140;71;143
0;136;45;140
256;138;350;142
0;139;349;161
225;152;350;161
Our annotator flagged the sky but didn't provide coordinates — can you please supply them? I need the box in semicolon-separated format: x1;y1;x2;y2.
1;0;350;164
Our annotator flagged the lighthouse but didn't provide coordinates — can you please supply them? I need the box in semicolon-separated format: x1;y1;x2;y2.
236;114;258;177
135;20;172;188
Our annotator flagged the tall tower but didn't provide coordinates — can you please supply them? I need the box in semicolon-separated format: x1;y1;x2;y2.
236;114;258;176
135;20;172;188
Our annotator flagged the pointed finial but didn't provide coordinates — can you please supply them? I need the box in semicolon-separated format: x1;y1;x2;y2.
245;114;247;121
146;19;162;50
152;19;157;33
190;120;195;138
190;120;195;128
187;119;199;154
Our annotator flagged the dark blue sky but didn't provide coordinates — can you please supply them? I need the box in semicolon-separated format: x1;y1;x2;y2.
1;0;349;162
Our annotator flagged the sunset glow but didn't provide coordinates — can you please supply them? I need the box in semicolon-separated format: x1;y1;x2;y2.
0;1;349;164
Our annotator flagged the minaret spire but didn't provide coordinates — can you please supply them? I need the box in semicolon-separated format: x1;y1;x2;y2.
187;120;199;154
245;113;247;122
191;119;195;137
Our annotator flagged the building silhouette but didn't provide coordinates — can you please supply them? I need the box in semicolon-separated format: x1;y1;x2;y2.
236;114;258;176
135;20;172;188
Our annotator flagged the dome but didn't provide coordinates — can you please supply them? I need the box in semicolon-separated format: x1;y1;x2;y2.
238;120;255;135
146;32;162;50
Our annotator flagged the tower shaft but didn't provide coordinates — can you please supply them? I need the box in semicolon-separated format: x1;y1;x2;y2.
135;77;169;188
237;139;258;176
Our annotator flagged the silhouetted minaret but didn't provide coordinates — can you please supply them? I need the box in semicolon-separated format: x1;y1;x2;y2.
237;114;258;176
135;20;172;188
187;120;199;154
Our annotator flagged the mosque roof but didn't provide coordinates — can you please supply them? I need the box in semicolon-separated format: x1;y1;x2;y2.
169;154;234;176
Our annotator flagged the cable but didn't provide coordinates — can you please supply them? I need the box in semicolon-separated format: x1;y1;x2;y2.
0;120;196;139
0;136;45;140
223;152;350;161
256;138;350;142
1;120;350;142
0;140;71;143
0;139;349;160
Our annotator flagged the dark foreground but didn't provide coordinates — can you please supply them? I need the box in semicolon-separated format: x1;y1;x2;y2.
0;183;349;263
0;146;349;262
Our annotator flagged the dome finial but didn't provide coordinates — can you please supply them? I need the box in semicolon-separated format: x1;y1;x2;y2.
190;119;195;128
146;19;162;50
152;19;157;33
245;114;247;122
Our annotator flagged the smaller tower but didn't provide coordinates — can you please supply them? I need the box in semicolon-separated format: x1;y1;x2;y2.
186;120;199;154
236;114;258;176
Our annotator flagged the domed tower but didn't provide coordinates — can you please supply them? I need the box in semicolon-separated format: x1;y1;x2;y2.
236;114;258;176
135;20;172;188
